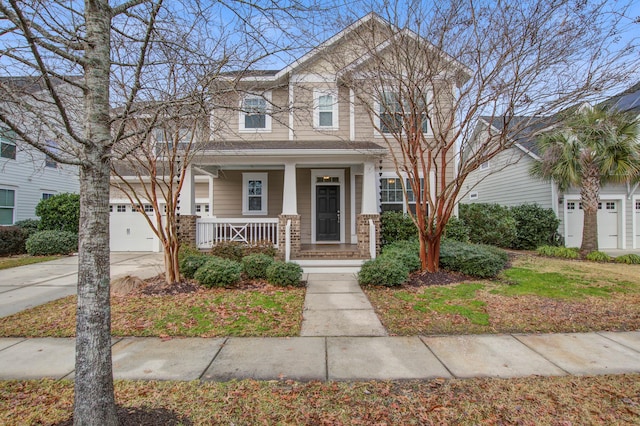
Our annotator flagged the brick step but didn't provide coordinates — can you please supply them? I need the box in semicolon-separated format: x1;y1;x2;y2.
293;251;367;260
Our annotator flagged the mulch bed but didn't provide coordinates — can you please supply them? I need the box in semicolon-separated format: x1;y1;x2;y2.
405;270;471;287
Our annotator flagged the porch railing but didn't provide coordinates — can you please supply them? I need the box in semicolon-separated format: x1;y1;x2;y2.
196;217;279;249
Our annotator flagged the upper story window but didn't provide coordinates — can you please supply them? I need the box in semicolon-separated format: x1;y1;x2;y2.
45;139;58;168
240;92;272;132
0;188;15;225
0;127;17;160
154;128;192;155
314;90;339;129
242;172;268;215
376;90;431;136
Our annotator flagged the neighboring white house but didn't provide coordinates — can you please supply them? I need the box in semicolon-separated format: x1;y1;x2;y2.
461;83;640;250
0;77;80;225
109;13;470;261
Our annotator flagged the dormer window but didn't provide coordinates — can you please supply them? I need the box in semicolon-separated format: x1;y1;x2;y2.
240;92;272;132
314;90;339;129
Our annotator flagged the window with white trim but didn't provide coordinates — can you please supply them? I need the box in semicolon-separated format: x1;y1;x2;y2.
42;193;55;200
44;139;58;168
313;90;339;129
379;175;425;214
480;161;489;170
143;204;154;213
116;205;127;213
154;127;192;155
469;192;479;200
0;188;15;225
240;93;271;132
376;90;431;135
0;127;16;160
195;204;210;214
242;173;268;215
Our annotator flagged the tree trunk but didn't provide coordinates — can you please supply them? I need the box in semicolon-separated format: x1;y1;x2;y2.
74;1;118;425
425;235;441;273
580;165;600;254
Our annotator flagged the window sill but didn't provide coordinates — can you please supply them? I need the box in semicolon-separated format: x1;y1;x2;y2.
242;211;268;216
239;129;272;133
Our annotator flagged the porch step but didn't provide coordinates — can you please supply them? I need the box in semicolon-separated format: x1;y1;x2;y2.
294;259;365;274
294;250;367;260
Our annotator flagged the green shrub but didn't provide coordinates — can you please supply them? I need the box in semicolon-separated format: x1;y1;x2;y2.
510;204;560;250
358;257;409;286
193;256;242;287
0;226;27;256
439;240;508;278
459;203;516;248
585;251;611;262
210;241;245;262
242;253;275;279
178;244;200;265
266;261;303;286
444;216;470;243
381;242;421;273
14;219;41;237
35;193;80;233
25;230;78;256
179;253;210;279
380;211;417;247
243;240;278;258
536;245;580;259
614;254;640;264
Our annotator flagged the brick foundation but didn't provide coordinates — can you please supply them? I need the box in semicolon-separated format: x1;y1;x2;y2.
176;214;198;247
278;214;301;260
356;213;381;258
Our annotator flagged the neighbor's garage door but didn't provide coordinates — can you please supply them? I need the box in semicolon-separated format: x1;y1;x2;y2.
635;200;640;248
565;200;619;249
110;204;157;251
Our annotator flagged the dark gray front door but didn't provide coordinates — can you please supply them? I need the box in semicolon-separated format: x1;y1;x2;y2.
316;185;340;241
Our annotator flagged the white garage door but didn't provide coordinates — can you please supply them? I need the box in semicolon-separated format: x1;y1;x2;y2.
635;200;640;248
110;204;157;252
565;200;619;249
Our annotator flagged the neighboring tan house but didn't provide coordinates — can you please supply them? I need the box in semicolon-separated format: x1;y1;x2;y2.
461;83;640;250
0;77;80;226
109;13;469;270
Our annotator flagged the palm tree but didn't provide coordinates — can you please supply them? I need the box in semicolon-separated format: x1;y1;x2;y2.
531;105;640;253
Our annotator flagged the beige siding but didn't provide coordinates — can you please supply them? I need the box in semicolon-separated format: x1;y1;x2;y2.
297;168;312;244
213;170;283;218
291;83;351;141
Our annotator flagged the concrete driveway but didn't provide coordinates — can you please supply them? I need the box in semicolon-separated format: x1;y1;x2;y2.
0;252;164;318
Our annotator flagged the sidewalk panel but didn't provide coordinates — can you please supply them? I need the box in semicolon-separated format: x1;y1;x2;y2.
422;335;566;378
516;333;640;375
305;281;362;294
304;293;373;310
0;338;75;379
111;337;225;381
328;336;451;380
203;337;326;381
598;331;640;352
300;310;387;337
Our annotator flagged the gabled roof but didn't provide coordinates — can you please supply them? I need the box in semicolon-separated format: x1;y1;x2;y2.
479;115;559;158
600;81;640;113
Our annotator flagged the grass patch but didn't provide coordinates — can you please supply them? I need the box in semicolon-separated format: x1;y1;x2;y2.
0;287;304;338
1;375;638;425
366;254;640;335
0;255;63;270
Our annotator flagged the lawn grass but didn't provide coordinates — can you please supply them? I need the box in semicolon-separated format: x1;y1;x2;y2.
0;255;63;270
0;287;305;337
1;375;638;425
365;254;640;335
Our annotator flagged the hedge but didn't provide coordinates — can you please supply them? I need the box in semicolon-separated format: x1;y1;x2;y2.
35;193;80;233
459;203;516;248
193;256;242;287
25;230;78;256
0;226;27;256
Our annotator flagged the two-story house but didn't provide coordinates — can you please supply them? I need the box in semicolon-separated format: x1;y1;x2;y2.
0;77;80;226
109;13;468;270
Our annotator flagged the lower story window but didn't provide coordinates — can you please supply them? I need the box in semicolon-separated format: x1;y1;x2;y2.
196;204;210;214
0;188;15;225
42;193;55;200
380;176;425;214
242;173;268;215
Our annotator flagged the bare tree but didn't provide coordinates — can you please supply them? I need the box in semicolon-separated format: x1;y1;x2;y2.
0;0;312;423
336;0;638;272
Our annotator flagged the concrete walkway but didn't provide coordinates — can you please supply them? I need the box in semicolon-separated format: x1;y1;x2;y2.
0;252;164;318
301;273;386;336
0;332;639;381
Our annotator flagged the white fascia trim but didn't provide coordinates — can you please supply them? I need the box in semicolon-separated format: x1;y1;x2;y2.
289;84;294;140
201;148;388;157
291;74;336;83
349;89;356;141
514;142;541;161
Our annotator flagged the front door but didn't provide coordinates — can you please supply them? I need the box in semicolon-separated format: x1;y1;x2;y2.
316;185;340;241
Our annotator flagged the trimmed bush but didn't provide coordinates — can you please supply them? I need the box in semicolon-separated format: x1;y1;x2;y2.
381;241;421;273
178;244;201;265
36;193;80;233
193;256;242;287
536;245;579;259
242;253;275;279
380;211;417;247
210;241;246;262
266;261;303;286
0;226;27;256
510;204;560;250
459;203;516;248
444;216;469;243
243;240;278;258
358;256;409;286
25;230;78;256
14;219;41;237
614;254;640;264
585;251;611;262
439;240;508;278
179;254;210;279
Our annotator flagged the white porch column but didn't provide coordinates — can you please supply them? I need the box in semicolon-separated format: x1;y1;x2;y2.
282;161;298;214
361;161;378;214
208;176;214;217
180;164;196;215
